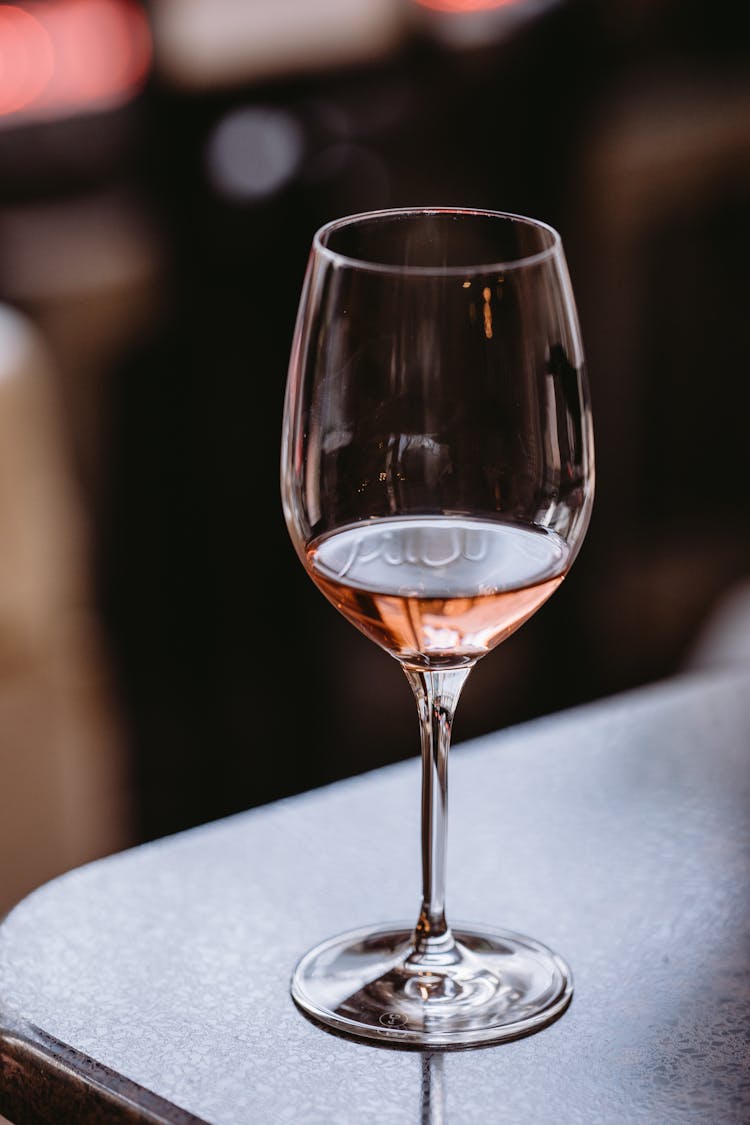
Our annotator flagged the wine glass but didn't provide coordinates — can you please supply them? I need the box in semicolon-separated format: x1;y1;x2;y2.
280;206;594;1048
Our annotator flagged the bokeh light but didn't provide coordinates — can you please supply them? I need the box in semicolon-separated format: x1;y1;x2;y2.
0;0;151;126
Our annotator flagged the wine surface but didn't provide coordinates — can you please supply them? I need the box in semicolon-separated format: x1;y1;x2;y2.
306;517;570;668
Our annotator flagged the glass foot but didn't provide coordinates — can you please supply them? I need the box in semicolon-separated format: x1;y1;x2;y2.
291;921;573;1048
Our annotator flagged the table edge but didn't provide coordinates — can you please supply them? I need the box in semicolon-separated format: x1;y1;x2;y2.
0;1011;209;1125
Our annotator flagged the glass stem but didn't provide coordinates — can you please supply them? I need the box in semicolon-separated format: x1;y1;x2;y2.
403;666;472;961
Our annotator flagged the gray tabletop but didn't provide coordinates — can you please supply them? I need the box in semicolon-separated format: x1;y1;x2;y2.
1;666;749;1124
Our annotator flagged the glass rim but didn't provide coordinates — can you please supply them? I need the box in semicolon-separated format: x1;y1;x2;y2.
312;206;562;276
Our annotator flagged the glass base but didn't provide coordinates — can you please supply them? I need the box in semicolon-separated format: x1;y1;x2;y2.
290;921;573;1049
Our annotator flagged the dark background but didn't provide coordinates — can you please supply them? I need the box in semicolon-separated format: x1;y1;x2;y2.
1;0;749;848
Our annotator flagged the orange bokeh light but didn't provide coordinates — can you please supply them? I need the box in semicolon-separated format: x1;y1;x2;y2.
0;0;151;122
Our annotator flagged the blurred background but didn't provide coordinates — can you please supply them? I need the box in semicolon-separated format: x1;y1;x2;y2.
1;0;749;914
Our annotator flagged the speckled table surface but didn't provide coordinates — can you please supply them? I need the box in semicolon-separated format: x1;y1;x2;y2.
1;666;749;1125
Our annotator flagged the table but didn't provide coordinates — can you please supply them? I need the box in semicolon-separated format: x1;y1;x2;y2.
1;666;749;1124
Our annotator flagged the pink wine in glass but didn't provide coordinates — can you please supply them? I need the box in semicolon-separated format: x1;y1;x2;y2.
283;207;594;1047
306;516;569;669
